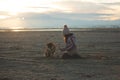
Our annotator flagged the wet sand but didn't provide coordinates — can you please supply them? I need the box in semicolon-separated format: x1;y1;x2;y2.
0;29;120;80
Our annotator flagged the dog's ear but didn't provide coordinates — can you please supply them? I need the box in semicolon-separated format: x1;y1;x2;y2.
47;42;55;48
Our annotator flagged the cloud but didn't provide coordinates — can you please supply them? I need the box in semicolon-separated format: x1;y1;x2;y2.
53;1;113;13
52;0;120;21
0;11;120;28
27;6;53;12
0;11;9;15
18;12;113;21
3;12;115;28
82;0;120;3
100;2;120;20
29;6;50;9
102;2;120;5
0;11;11;19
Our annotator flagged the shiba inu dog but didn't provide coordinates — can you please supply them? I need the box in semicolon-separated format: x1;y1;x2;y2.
44;42;56;57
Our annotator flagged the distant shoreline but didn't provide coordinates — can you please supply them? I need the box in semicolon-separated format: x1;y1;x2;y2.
0;28;120;32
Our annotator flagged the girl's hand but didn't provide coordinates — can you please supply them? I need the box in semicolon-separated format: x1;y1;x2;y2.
59;48;65;51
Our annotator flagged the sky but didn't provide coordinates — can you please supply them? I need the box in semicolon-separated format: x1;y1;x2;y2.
0;0;120;29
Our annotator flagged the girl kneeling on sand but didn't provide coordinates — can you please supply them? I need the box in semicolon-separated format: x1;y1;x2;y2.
59;25;81;59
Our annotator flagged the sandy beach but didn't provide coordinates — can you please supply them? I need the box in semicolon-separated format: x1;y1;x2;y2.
0;29;120;80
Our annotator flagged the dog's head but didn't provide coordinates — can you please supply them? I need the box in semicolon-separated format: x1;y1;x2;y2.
45;42;56;57
47;42;55;49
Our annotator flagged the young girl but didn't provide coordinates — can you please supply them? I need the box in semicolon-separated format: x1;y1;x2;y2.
60;25;80;59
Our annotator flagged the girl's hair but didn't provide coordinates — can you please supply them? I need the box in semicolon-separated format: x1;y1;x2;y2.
64;36;68;43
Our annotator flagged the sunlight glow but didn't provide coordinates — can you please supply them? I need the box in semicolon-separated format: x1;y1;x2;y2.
0;0;26;15
11;29;22;32
10;27;23;30
0;18;25;29
0;0;61;15
0;15;10;19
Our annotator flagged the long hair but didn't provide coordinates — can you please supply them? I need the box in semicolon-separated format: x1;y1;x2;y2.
64;33;73;43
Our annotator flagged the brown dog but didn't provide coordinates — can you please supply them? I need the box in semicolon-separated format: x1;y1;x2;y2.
44;42;56;57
